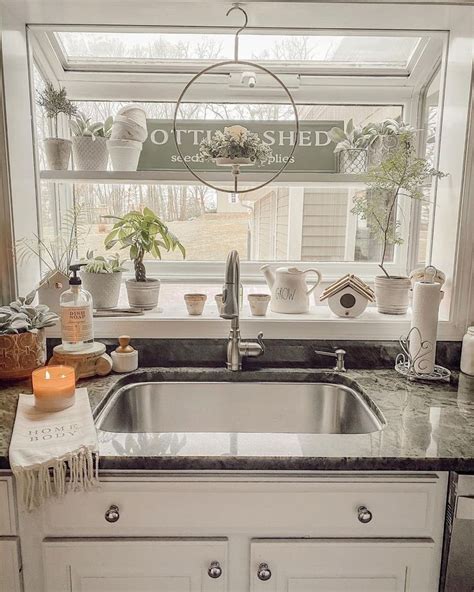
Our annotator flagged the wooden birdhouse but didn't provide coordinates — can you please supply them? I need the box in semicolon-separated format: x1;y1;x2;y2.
320;274;375;318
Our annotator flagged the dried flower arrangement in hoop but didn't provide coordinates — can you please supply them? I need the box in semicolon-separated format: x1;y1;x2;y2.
199;125;273;167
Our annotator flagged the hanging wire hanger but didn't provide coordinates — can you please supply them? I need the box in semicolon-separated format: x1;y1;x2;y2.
226;4;249;61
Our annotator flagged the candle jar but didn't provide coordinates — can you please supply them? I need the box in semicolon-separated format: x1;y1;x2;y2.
32;365;76;412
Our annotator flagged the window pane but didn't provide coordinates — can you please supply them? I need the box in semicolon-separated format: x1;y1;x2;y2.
54;31;420;68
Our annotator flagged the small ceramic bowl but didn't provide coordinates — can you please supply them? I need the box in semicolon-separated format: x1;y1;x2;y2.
248;293;271;316
184;293;207;316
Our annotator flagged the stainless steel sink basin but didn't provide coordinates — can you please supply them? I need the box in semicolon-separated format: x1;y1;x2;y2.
95;381;385;435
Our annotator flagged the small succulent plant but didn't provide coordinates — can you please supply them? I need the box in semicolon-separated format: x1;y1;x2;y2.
0;291;58;335
81;250;127;274
70;112;113;139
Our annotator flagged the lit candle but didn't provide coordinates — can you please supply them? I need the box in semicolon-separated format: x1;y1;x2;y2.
32;365;76;412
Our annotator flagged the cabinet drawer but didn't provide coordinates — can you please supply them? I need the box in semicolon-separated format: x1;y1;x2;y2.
0;478;16;535
41;476;443;538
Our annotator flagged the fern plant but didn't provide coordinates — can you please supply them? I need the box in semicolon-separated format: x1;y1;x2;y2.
351;132;445;278
104;208;185;282
36;83;77;138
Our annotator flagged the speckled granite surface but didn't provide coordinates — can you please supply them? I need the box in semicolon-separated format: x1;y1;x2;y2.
1;367;473;472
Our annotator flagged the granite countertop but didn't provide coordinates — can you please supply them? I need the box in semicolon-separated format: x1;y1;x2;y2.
1;367;473;472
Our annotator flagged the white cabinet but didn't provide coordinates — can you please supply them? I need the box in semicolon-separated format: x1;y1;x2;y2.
0;538;22;592
250;539;435;592
42;538;228;592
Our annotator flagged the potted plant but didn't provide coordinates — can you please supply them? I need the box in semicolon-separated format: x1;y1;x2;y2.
104;207;185;310
352;132;445;314
0;291;58;381
36;83;77;170
199;125;272;166
80;250;127;310
70;112;113;171
16;207;84;314
328;119;370;174
363;117;416;168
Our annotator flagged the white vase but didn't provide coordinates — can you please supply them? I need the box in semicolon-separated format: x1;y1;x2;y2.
80;271;122;309
374;275;411;315
126;278;160;310
43;138;72;170
107;139;142;171
72;136;108;171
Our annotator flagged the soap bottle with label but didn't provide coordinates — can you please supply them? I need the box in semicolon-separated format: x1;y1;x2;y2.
60;263;94;352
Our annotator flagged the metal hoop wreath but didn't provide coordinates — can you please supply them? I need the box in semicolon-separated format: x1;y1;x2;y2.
172;59;300;195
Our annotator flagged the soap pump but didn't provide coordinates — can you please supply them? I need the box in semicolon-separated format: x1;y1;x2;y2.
111;335;139;373
60;263;94;352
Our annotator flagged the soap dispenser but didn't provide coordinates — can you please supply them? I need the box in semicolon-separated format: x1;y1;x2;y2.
111;335;139;373
60;263;94;352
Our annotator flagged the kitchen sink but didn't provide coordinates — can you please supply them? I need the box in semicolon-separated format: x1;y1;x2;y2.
95;381;385;435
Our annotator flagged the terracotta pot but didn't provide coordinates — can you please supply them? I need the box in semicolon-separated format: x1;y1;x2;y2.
374;275;411;315
0;329;46;381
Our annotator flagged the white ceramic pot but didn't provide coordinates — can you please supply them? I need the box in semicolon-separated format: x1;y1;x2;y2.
126;278;160;310
248;293;271;316
72;136;108;171
374;275;411;315
368;135;400;168
117;105;147;129
261;265;322;314
80;271;122;309
111;118;148;142
43;138;72;170
184;293;207;316
107;139;142;171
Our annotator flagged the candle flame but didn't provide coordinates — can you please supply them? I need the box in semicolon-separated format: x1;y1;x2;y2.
45;370;51;379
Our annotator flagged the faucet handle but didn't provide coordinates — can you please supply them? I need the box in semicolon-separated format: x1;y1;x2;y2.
257;332;265;353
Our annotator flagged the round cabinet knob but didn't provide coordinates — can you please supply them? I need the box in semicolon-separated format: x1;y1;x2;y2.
257;562;272;581
357;505;373;524
208;561;222;579
104;504;120;523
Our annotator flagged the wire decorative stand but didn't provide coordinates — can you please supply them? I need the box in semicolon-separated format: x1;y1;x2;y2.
395;327;451;382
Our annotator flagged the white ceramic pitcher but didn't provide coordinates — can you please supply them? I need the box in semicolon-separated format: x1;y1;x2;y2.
261;265;322;314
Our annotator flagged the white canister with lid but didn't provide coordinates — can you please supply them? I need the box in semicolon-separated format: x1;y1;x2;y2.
460;326;474;375
111;335;139;373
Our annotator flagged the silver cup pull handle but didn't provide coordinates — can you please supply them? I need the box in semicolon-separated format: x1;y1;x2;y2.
357;505;373;524
104;504;120;523
257;562;272;581
208;561;222;579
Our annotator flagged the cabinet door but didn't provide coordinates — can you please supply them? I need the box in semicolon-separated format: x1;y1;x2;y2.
43;538;227;592
0;538;22;592
251;539;435;592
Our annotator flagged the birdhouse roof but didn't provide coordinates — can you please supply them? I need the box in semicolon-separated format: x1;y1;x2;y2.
320;274;375;302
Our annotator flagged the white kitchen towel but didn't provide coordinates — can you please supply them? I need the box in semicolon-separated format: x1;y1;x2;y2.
9;388;99;510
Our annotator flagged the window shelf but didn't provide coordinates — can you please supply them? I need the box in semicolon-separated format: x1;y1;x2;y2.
39;170;366;187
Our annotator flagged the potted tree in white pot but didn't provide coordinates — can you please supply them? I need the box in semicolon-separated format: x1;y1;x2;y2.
104;208;185;310
351;132;445;314
70;112;113;171
80;250;127;310
36;83;77;170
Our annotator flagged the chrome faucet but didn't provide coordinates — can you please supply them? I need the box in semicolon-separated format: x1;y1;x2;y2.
221;250;265;371
314;348;346;372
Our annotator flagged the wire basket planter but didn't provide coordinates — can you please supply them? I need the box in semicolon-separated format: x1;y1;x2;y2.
339;149;367;174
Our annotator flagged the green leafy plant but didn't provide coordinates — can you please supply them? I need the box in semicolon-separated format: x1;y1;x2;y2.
36;83;77;138
16;206;86;280
328;119;370;153
81;250;127;274
351;132;446;278
103;208;185;282
70;112;113;139
199;125;273;166
0;291;58;334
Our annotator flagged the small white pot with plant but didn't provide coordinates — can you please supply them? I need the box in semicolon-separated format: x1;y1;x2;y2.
352;133;445;315
199;125;272;167
16;207;85;314
104;208;185;310
80;251;127;310
0;291;58;381
36;83;77;171
329;119;369;174
70;112;113;171
363;117;416;168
